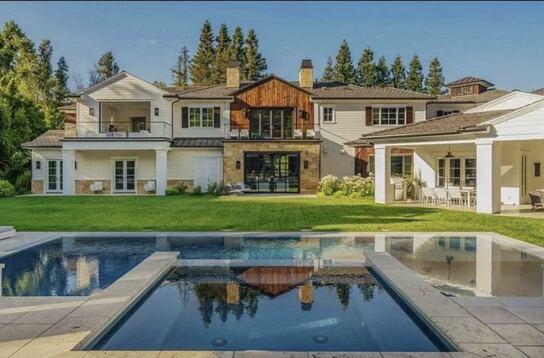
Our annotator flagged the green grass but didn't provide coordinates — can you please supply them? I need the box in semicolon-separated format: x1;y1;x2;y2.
1;195;543;246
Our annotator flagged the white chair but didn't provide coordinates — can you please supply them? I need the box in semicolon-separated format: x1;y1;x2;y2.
144;181;156;193
434;188;448;205
448;187;465;206
240;129;249;139
421;187;435;204
293;129;303;139
306;129;316;139
229;129;239;139
89;181;103;193
229;182;252;194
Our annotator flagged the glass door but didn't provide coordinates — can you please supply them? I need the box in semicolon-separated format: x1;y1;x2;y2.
244;153;299;193
46;160;63;193
114;160;136;193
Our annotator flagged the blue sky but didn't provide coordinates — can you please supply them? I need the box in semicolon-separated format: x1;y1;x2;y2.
1;1;543;91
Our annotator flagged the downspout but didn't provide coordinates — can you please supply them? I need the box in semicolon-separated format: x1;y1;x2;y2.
170;96;182;139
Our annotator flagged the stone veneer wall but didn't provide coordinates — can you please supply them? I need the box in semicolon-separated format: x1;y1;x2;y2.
223;141;320;194
32;180;43;194
75;180;112;194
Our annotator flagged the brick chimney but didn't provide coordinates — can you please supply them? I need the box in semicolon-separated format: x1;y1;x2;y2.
298;59;314;88
226;60;240;88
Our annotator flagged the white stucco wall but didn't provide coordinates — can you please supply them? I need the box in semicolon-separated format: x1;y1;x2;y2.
31;149;63;181
168;148;223;180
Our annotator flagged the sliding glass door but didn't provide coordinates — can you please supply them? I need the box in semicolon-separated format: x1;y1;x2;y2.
249;109;294;139
244;153;299;193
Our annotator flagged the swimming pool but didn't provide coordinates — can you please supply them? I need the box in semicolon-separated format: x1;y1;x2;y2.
94;265;449;352
1;233;542;297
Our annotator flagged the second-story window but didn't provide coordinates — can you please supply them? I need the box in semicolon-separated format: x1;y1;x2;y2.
372;107;406;126
189;107;214;128
322;107;335;123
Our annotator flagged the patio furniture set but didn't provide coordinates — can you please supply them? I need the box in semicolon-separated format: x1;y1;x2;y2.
420;187;476;208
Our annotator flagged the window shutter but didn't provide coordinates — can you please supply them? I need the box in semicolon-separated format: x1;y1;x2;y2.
406;106;414;124
365;107;373;126
213;107;221;128
181;107;188;128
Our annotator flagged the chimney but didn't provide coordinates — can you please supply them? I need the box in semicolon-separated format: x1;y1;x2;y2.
226;60;240;88
299;59;314;88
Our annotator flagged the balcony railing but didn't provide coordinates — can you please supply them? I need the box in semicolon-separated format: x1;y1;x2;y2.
224;123;320;140
65;121;172;139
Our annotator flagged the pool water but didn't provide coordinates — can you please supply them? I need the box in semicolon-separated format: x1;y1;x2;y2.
1;234;542;297
95;266;448;352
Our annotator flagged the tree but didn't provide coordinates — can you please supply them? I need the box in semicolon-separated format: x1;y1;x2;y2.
71;72;85;91
212;23;232;84
321;56;335;82
36;39;53;102
375;56;391;87
171;46;191;87
425;57;445;95
52;57;69;105
152;80;167;89
333;39;356;84
406;55;424;92
244;29;267;81
357;47;376;87
230;27;245;79
191;20;215;85
91;51;119;85
390;55;406;89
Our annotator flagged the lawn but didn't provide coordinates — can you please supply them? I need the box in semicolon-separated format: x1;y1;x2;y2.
1;195;544;246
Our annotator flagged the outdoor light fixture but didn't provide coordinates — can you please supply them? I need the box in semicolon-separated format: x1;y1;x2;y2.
242;109;249;118
35;160;41;170
89;108;95;116
298;109;306;119
154;107;159;116
236;160;241;169
304;160;309;169
445;145;454;158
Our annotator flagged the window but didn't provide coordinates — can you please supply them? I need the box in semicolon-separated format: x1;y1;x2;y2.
438;159;446;187
189;107;214;128
535;162;541;177
464;158;477;187
436;110;459;117
322;107;335;123
449;159;461;186
391;155;412;177
455;86;473;96
372;107;406;126
437;157;476;188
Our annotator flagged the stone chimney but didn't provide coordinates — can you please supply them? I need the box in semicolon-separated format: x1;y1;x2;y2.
226;60;240;88
298;59;314;88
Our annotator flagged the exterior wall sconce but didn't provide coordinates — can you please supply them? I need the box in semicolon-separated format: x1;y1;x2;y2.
242;109;249;119
298;109;306;119
236;160;241;169
89;108;95;116
74;161;78;170
35;160;41;170
303;160;309;169
154;107;159;116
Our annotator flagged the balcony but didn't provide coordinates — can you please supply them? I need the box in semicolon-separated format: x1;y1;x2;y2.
69;121;171;139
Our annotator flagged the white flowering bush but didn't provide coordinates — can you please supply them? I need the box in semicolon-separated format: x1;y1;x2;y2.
319;175;374;198
318;175;342;196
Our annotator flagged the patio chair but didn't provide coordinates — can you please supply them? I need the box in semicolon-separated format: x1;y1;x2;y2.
144;181;156;193
89;181;103;194
293;129;303;139
306;129;316;139
447;187;465;206
229;182;252;194
420;187;435;204
434;188;448;205
240;129;250;139
529;192;544;211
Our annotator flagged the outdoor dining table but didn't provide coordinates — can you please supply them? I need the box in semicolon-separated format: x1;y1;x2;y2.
460;188;475;208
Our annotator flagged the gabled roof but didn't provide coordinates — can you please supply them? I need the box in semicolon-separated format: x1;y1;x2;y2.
447;76;494;88
21;130;64;148
69;71;169;97
433;89;510;104
228;74;314;96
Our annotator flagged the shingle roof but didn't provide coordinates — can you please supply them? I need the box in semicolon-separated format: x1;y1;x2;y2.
164;82;254;98
434;89;510;104
347;110;513;143
447;76;494;87
21;130;64;148
171;137;223;147
532;88;544;95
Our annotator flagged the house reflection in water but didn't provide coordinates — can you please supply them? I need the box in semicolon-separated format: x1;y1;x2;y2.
375;234;544;297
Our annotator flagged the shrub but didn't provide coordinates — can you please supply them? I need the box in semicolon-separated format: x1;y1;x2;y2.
165;182;188;196
207;181;218;195
211;181;226;196
318;175;341;196
0;180;15;198
15;171;31;195
192;185;202;195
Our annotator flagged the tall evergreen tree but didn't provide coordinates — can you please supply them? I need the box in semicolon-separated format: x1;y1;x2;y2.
406;55;424;92
244;29;267;81
212;23;232;84
190;20;215;85
89;51;119;85
152;80;167;89
333;39;356;84
425;57;445;95
375;56;391;87
357;47;376;87
52;56;69;105
321;56;335;82
390;55;406;89
36;39;53;101
230;27;246;80
171;46;191;87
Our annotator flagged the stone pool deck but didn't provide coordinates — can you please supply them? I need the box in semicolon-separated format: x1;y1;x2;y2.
0;231;542;357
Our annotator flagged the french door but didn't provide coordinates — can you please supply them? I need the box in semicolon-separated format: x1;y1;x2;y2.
46;160;63;193
113;160;136;193
437;158;476;188
244;153;300;193
249;109;294;139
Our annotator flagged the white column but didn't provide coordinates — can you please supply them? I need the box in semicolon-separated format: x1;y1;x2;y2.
476;139;502;213
413;149;436;188
62;149;75;195
375;144;393;204
155;149;168;196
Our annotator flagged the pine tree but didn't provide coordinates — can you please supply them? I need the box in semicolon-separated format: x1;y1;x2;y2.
212;23;232;84
390;55;406;89
171;46;191;87
153;81;167;89
230;27;245;80
89;51;119;85
321;56;335;82
425;57;445;95
333;39;356;84
375;56;391;87
190;20;215;85
52;56;69;105
244;29;267;81
357;47;376;87
406;55;424;93
37;39;53;102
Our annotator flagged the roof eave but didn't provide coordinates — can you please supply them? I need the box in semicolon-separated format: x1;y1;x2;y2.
352;126;489;143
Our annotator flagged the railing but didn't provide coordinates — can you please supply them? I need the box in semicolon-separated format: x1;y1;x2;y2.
65;121;172;139
224;123;320;140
